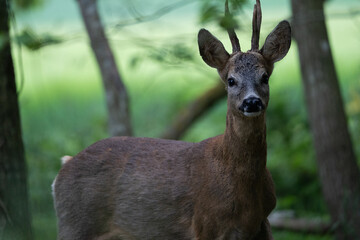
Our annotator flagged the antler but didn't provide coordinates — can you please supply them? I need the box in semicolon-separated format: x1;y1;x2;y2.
225;0;241;53
251;0;262;51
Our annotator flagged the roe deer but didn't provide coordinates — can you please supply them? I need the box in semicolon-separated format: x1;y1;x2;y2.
53;0;291;239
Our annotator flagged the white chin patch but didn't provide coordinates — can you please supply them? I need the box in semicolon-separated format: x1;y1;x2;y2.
243;111;262;117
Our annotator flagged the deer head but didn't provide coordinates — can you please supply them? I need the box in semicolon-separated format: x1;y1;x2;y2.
198;0;291;118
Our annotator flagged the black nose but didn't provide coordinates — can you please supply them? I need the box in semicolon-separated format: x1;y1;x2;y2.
240;97;264;113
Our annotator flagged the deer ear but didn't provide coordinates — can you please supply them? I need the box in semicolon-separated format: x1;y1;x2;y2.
261;21;291;63
198;29;230;70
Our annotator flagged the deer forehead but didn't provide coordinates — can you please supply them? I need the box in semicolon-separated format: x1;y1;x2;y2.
227;52;267;77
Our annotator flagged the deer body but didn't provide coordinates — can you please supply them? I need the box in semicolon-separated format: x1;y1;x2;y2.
53;1;291;239
54;118;274;239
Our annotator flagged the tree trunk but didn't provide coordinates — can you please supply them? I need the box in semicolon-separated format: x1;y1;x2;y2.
0;0;33;239
77;0;132;137
291;0;360;239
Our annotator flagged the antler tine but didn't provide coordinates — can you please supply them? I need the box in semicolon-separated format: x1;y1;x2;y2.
225;0;241;53
251;0;262;51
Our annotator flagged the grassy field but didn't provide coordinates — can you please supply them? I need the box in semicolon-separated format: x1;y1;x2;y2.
13;0;360;239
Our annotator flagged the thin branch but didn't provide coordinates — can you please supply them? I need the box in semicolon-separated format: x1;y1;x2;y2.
114;0;195;28
270;217;332;234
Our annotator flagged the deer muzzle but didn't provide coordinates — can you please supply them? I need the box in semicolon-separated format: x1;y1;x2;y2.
239;97;265;117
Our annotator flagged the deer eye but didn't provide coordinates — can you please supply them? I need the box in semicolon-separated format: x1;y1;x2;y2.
261;74;269;85
228;78;236;87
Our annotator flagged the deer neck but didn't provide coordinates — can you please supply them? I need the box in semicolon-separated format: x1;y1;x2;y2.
219;109;267;177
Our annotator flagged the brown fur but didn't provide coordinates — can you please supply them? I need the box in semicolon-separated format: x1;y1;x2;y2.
53;13;291;240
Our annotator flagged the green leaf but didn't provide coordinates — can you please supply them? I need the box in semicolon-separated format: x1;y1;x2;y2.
13;0;43;9
199;0;247;30
14;28;62;51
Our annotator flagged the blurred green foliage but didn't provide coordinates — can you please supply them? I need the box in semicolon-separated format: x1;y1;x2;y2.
266;86;326;214
199;0;247;30
15;28;62;51
13;0;43;10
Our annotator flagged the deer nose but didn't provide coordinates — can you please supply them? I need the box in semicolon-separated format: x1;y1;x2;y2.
240;97;264;113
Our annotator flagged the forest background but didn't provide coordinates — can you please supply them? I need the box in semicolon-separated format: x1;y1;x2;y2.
2;0;360;239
